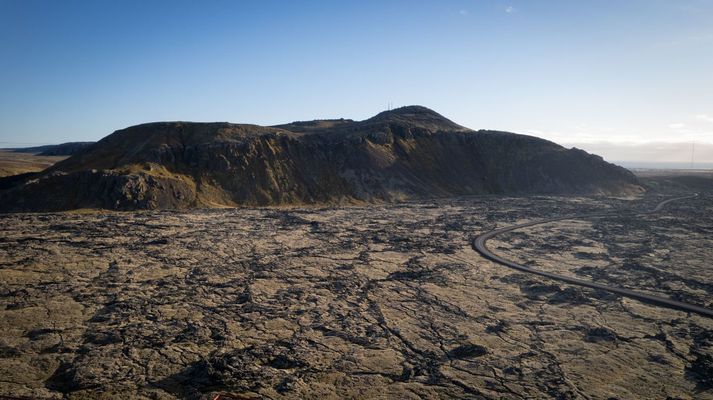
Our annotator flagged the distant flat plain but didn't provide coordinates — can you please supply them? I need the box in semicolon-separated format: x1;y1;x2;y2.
0;150;67;177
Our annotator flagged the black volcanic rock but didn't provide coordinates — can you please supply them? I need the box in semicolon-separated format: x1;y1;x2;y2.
0;106;642;212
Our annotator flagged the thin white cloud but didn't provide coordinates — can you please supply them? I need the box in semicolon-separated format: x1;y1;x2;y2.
654;33;713;49
524;129;642;145
524;120;713;146
505;6;516;13
459;9;469;16
518;113;713;150
558;141;713;164
696;114;713;123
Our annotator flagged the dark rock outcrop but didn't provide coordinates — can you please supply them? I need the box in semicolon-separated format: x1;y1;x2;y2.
0;106;642;212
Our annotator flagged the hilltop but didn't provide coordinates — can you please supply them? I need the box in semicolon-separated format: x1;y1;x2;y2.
0;106;642;211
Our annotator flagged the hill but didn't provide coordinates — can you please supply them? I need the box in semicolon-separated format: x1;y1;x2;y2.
7;141;95;156
0;106;642;212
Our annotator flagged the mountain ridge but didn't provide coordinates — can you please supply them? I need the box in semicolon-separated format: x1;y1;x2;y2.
0;106;643;212
5;141;95;156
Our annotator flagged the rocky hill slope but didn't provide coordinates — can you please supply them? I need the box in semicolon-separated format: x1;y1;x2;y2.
7;141;95;156
0;106;642;211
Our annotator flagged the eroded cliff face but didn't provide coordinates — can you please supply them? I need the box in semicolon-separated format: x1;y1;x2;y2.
3;171;196;211
0;106;642;212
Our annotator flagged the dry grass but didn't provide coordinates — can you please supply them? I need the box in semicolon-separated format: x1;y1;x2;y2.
0;150;66;177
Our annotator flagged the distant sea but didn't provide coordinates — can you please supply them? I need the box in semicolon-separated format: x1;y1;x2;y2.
613;161;713;170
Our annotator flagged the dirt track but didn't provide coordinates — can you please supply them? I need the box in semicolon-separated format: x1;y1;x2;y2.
473;194;713;318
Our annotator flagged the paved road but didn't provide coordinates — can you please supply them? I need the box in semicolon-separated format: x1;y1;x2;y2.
473;194;713;319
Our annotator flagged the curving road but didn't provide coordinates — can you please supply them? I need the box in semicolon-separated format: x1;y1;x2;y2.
473;194;713;319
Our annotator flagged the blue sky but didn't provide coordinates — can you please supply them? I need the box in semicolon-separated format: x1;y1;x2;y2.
1;0;712;162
